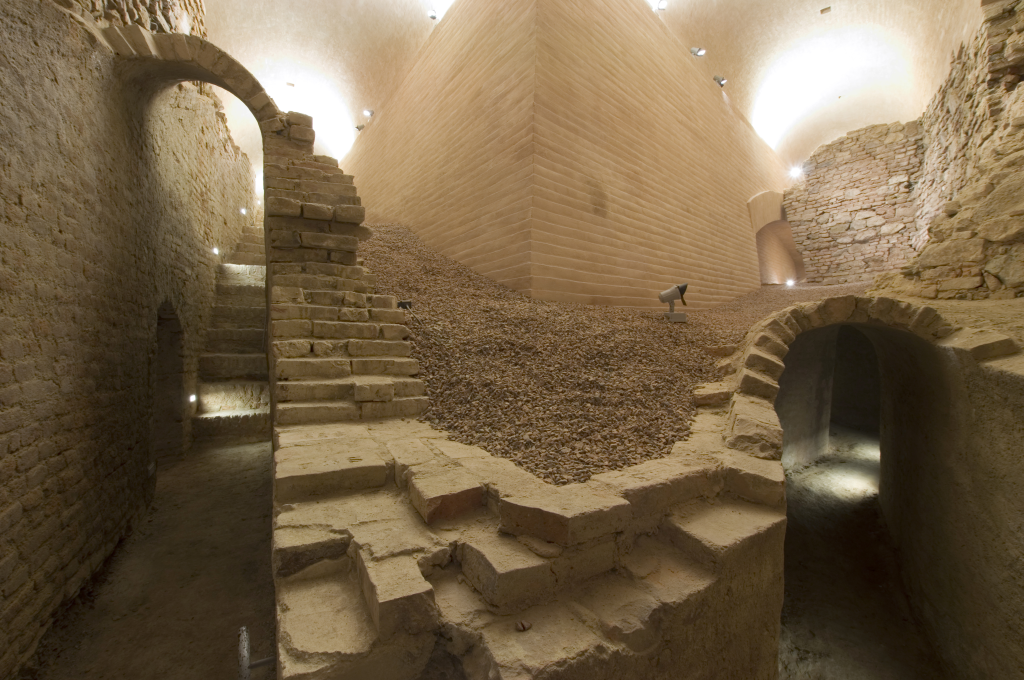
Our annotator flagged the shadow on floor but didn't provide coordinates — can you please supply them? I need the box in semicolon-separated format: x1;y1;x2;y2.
24;439;275;680
779;425;949;680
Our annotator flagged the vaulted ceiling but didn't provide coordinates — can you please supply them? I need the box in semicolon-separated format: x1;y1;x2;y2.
205;0;982;170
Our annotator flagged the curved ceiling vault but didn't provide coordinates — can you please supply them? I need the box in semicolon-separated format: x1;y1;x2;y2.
659;0;981;165
205;0;983;176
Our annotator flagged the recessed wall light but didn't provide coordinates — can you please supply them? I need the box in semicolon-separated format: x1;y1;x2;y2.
363;109;374;118
240;208;247;215
789;167;803;179
212;247;219;255
189;394;197;403
657;0;668;9
713;75;727;87
786;280;795;287
690;47;706;57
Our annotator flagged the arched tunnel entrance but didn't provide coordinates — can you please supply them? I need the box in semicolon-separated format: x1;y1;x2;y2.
774;323;955;678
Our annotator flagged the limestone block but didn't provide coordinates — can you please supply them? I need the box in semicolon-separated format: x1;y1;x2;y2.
335;205;367;224
360;397;429;419
742;348;785;380
348;340;412;357
354;380;395;403
371;309;407;324
271;319;312;338
266;197;301;217
551;537;616;586
692;382;732;407
984;244;1024;287
661;499;786;571
393;378;427;398
354;552;438;639
457;533;556;609
386;439;437;488
818;295;857;324
751;332;788;358
976;217;1024;242
937;276;984;291
725;395;783;460
300;232;358;252
272;340;313;359
590;455;722;519
737;369;780;401
313;321;378;340
407;462;485;523
272;286;304;304
718;451;786;508
431;440;490;460
275;358;352;380
351;357;420;376
273;526;351;578
572;573;661;653
250;93;275;119
276;380;354;403
275;440;387;503
276;401;361;426
764;318;796;344
939;327;1020;361
380;324;411;341
301;202;333;221
918;238;985;267
498;485;631;547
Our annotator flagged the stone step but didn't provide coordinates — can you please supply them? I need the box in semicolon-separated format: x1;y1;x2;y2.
276;396;429;425
234;242;265;255
192;408;271;440
206;328;264;353
212;304;265;329
226;252;267;266
199;353;269;381
215;283;265;307
276;376;424;403
275;357;353;380
350;356;420;377
197;380;270;413
274;433;389;502
218;263;266;287
661;499;786;571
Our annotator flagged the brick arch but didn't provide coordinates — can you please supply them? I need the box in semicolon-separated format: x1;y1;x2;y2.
705;295;1019;461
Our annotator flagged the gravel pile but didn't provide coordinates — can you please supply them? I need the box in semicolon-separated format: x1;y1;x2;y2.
362;225;868;485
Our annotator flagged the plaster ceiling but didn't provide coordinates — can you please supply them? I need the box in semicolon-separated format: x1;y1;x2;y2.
658;0;982;165
205;0;983;177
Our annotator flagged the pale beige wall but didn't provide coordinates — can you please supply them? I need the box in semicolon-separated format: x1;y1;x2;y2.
528;0;787;308
343;0;539;290
345;0;787;308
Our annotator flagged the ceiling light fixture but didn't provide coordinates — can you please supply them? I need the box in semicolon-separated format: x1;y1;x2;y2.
789;166;803;179
657;0;668;9
713;75;727;87
355;124;365;132
690;47;706;57
428;7;437;19
363;109;374;118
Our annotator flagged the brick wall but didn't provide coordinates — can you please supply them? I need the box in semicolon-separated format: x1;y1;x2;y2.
782;122;924;285
344;0;787;309
0;0;253;673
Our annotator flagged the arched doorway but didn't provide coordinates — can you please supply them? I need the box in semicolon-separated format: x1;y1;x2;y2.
756;220;806;285
774;323;950;678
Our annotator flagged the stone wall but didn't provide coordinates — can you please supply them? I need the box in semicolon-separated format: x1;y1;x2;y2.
61;0;207;37
0;0;253;674
344;0;787;309
782;122;924;285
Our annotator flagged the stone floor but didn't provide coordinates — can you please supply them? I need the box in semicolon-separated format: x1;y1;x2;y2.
779;425;949;680
23;440;275;680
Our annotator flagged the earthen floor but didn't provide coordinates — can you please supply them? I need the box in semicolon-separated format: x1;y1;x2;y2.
24;440;276;680
779;426;949;679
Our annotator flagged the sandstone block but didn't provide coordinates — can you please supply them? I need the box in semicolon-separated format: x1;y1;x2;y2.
590;455;723;518
662;500;786;571
737;370;779;400
300;232;358;252
719;451;786;508
301;203;333;221
360;397;429;419
918;239;985;267
355;552;438;639
751;332;788;358
275;358;351;380
313;322;378;340
266;197;301;217
380;324;411;341
275;440;387;503
386;439;436;487
335;205;366;224
742;347;785;380
408;463;485;523
348;340;412;357
726;395;783;460
271;319;312;338
289;125;316;143
939;327;1020;361
457;534;556;609
370;309;406;324
937;276;984;291
351;358;420;376
499;486;631;547
692;382;732;407
273;340;313;358
354;381;395;402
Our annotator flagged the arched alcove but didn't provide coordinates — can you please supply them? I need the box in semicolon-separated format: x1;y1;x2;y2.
755;220;806;285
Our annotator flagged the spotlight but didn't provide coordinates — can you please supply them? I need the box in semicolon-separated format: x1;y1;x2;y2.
789;167;803;179
355;124;365;132
212;247;219;255
428;7;436;19
786;280;795;287
240;208;247;215
189;394;197;403
690;47;706;57
657;0;667;9
713;75;727;87
658;284;689;322
363;109;374;118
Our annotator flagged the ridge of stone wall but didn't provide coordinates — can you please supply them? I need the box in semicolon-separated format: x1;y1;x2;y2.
783;123;924;285
57;0;207;37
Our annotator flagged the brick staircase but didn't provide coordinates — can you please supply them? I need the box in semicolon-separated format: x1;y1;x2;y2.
192;225;271;440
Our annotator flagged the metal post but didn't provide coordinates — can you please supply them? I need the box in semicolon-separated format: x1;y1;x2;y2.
238;626;250;680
